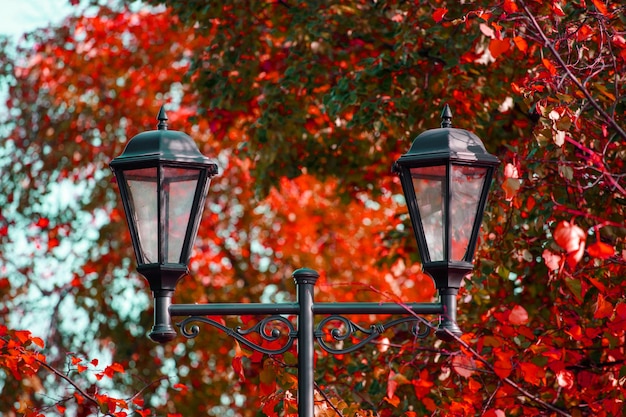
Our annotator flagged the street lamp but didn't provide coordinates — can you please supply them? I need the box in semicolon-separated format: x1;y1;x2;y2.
393;104;500;339
109;107;218;342
110;105;499;417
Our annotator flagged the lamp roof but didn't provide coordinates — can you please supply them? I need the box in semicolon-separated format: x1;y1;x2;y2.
110;106;218;172
395;105;500;167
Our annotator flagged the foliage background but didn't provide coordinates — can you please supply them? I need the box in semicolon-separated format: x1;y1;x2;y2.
1;0;625;416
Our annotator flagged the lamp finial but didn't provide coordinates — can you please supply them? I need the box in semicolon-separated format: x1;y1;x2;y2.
157;106;168;130
440;104;453;128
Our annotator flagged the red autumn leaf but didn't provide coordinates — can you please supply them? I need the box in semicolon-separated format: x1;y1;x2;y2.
542;249;563;271
74;393;84;405
109;362;124;373
451;354;475;378
551;2;565;16
577;24;594;42
77;364;88;374
508;305;529;325
513;36;528;53
566;324;583;341
503;0;519;13
594;293;614;319
262;398;279;416
104;362;124;378
489;38;510;58
136;409;151;417
91;358;99;366
432;8;448;23
542;58;557;75
172;383;188;392
587;241;614;259
592;0;609;16
31;337;45;348
519;362;544;386
412;369;434;399
494;358;512;379
36;218;50;228
48;237;60;249
232;349;246;382
259;364;277;396
56;404;66;414
385;395;400;407
554;221;586;268
556;369;575;389
15;330;33;344
71;356;82;365
386;370;398;400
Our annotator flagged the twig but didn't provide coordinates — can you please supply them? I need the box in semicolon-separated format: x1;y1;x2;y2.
127;376;170;403
332;284;572;415
441;329;572;417
550;195;626;229
519;0;626;141
33;356;108;415
314;382;345;416
482;381;501;414
563;136;626;195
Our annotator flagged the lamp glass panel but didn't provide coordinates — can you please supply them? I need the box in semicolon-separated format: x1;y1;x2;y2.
163;167;201;263
410;166;446;261
450;165;488;261
125;167;158;264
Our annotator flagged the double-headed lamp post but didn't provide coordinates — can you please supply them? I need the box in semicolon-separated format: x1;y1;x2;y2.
110;104;499;416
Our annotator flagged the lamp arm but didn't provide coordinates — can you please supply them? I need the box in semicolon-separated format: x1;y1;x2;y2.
168;302;444;317
178;315;298;355
167;301;444;355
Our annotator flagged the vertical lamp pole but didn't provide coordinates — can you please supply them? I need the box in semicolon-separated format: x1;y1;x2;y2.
110;105;499;416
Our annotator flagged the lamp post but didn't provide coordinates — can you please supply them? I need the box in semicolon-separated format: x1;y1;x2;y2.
110;105;499;417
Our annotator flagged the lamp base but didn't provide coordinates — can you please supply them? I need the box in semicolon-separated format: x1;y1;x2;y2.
149;289;177;343
435;320;462;342
435;287;462;341
149;325;178;343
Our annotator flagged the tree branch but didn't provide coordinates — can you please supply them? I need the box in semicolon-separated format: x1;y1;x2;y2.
445;331;573;417
33;356;106;415
519;0;626;141
314;382;345;417
369;287;573;416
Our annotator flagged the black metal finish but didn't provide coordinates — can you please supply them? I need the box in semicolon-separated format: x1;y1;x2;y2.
166;270;445;417
293;268;318;417
315;315;431;354
178;315;297;355
110;108;219;342
168;301;443;317
392;105;500;337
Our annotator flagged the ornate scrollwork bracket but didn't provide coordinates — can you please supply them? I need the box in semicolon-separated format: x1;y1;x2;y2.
177;315;297;355
176;314;432;356
314;315;431;355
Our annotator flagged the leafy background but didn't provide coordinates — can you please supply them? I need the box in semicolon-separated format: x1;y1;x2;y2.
1;0;625;416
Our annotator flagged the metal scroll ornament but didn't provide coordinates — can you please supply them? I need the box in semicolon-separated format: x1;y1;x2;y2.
177;315;297;355
314;315;431;355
